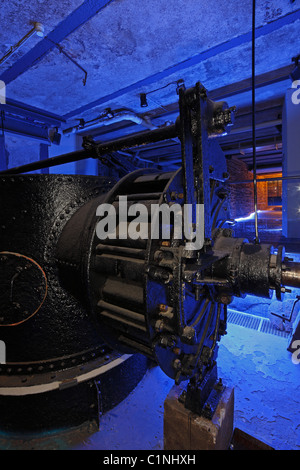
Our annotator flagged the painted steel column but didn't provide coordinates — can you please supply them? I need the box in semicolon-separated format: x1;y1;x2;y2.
282;85;300;238
39;143;50;174
0;134;7;172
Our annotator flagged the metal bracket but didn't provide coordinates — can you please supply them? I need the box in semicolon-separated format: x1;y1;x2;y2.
201;378;225;419
45;37;87;86
179;363;224;419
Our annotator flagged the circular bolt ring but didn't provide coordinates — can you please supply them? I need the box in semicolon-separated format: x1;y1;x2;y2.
0;251;48;327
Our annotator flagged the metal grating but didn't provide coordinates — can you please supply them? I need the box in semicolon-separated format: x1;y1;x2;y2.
260;318;290;338
227;309;261;330
227;309;290;338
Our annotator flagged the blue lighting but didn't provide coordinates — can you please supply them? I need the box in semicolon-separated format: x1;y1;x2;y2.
234;211;262;223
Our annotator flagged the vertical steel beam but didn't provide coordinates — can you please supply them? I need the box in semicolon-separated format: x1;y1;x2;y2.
0;134;7;172
0;111;7;171
39;143;50;174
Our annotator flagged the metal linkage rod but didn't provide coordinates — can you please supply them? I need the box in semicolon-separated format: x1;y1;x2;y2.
0;124;178;175
252;0;259;244
0;148;93;175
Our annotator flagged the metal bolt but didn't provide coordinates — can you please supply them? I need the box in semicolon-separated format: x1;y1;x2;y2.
155;320;165;332
158;304;168;312
173;347;181;356
281;287;292;293
173;359;182;370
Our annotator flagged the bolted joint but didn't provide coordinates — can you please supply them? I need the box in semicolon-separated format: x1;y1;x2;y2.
181;325;196;344
158;335;176;349
172;358;182;371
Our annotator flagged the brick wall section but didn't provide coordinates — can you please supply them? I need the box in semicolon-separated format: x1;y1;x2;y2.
257;172;282;210
226;157;254;219
226;157;282;218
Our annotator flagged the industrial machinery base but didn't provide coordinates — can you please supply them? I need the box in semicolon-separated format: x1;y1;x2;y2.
1;82;300;445
164;375;275;450
164;379;234;450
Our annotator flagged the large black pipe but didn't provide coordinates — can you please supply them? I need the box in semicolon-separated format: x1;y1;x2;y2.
0;123;178;175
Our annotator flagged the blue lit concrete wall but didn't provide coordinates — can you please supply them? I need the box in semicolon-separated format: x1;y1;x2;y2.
2;130;98;175
282;87;300;239
4;134;41;171
48;132;98;175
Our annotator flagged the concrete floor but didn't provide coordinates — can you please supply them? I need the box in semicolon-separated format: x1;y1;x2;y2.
69;320;299;451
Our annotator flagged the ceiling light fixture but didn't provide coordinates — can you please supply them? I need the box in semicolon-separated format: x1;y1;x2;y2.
140;93;148;107
139;79;186;108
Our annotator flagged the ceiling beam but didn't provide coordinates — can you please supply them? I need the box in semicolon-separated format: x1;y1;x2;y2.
209;65;293;102
0;0;114;86
1;97;65;127
63;8;300;119
1;115;49;141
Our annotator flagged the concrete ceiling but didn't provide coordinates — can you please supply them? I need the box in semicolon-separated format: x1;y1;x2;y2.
0;0;300;171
